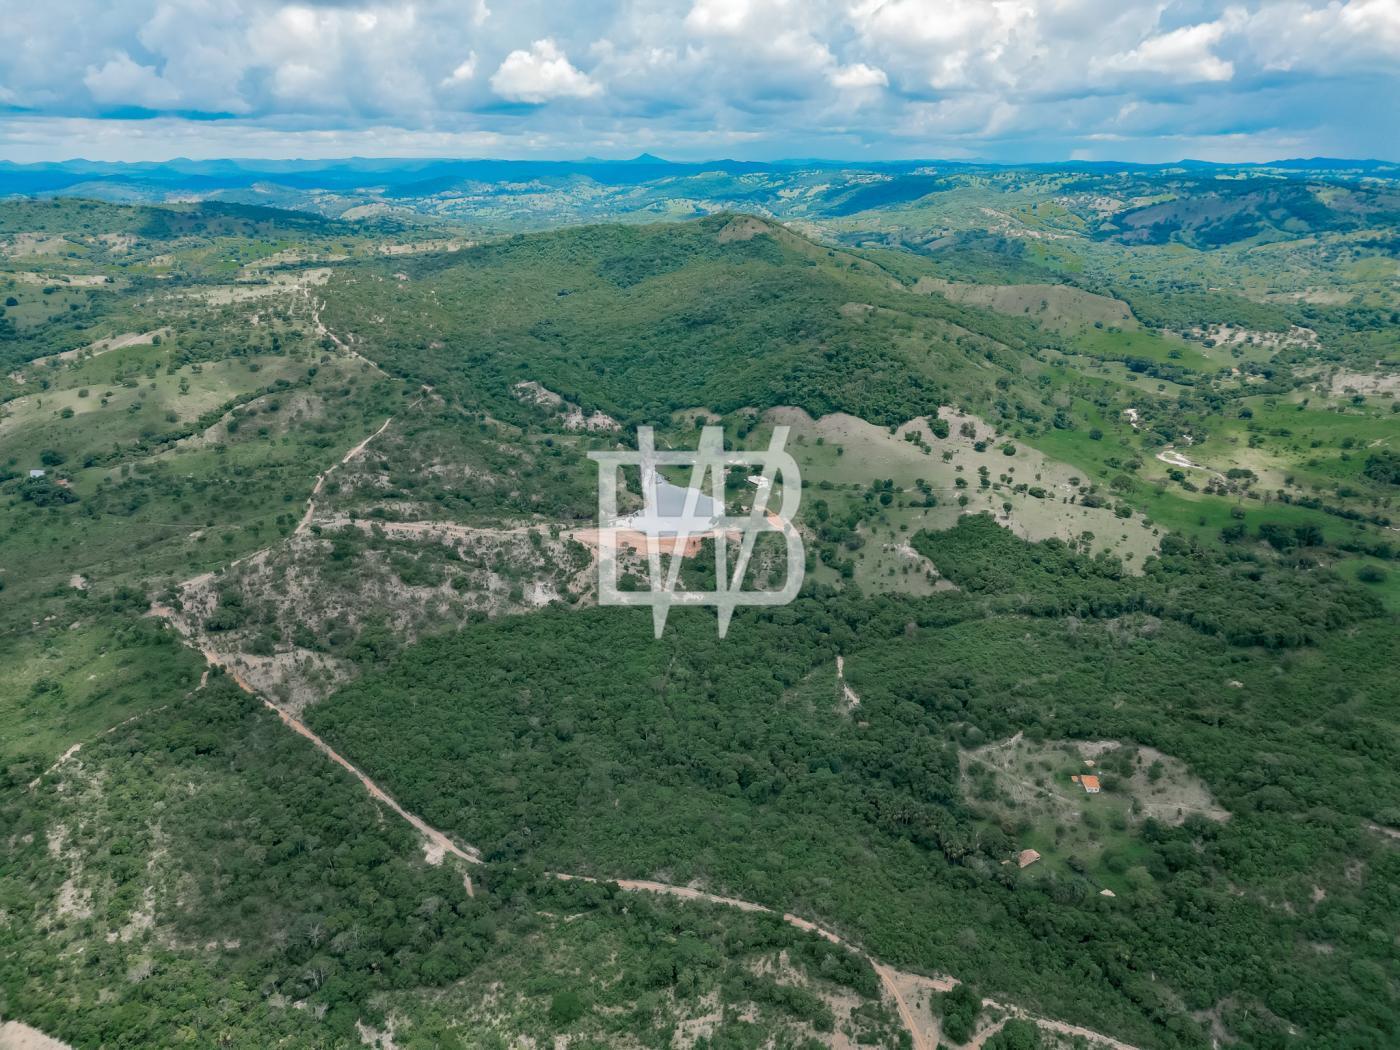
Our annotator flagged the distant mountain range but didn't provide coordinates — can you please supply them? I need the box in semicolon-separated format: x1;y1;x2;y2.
4;155;1397;232
3;155;1397;195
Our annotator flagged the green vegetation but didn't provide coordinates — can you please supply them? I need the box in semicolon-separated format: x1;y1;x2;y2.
319;215;1061;430
307;516;1397;1048
2;179;1397;1050
5;674;893;1048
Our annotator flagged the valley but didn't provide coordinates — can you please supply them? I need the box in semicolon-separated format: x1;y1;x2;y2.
1;163;1397;1050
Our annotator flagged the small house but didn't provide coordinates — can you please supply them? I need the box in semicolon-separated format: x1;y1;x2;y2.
1071;774;1102;794
1017;849;1041;869
29;469;46;479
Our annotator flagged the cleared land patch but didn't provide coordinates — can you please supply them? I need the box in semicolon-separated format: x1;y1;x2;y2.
762;405;1159;595
914;277;1136;331
961;733;1228;892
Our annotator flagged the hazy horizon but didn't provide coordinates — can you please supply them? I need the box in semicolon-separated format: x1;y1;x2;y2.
5;152;1396;169
2;1;1397;165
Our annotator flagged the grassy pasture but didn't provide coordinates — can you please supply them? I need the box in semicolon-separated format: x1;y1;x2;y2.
742;405;1159;596
1;344;316;472
0;615;203;776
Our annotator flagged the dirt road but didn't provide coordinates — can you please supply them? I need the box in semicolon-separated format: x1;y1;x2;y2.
262;697;482;892
550;873;1134;1050
308;292;386;375
140;402;1142;1050
553;873;943;1050
26;707;168;790
295;416;393;534
156;628;482;894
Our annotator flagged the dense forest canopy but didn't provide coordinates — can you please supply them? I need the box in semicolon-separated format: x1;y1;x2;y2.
318;215;1058;430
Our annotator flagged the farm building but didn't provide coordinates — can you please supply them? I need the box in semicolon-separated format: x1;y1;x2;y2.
1071;774;1102;794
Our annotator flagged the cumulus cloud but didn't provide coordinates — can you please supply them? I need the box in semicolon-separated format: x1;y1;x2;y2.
1095;19;1237;83
490;39;600;103
1241;0;1400;73
683;0;759;36
830;63;888;90
83;53;182;109
849;0;1038;92
1;0;1398;160
442;54;478;88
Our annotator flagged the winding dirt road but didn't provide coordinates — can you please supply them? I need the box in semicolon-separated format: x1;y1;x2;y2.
132;321;1143;1050
295;415;394;534
308;291;385;376
552;873;948;1049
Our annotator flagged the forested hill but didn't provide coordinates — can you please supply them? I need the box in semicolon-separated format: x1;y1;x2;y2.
318;214;1054;429
0;196;358;240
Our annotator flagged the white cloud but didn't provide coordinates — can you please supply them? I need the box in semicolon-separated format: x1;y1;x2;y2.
490;39;600;103
897;95;1022;139
1242;0;1400;74
684;0;772;36
849;0;1039;91
682;0;835;70
1095;19;1236;83
830;63;888;90
134;0;252;114
243;3;436;114
84;52;181;109
2;1;1398;161
442;54;478;87
677;0;841;104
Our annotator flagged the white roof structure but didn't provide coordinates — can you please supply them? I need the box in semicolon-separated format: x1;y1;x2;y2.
617;470;721;537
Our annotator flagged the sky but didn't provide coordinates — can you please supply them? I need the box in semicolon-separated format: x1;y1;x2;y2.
1;0;1398;164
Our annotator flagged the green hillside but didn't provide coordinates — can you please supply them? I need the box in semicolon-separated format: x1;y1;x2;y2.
319;214;1057;428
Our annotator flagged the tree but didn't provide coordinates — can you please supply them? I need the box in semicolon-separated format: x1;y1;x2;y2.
940;984;982;1044
985;1019;1043;1049
549;989;585;1027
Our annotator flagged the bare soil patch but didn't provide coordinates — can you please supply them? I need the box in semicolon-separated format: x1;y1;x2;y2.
716;216;771;243
1309;367;1400;397
35;328;169;367
512;380;620;431
0;1021;73;1050
0;233;70;257
11;271;110;287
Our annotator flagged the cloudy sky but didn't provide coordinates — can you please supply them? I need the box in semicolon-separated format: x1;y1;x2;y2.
1;0;1398;163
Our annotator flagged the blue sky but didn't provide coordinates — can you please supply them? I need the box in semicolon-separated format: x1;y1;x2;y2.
1;0;1397;163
